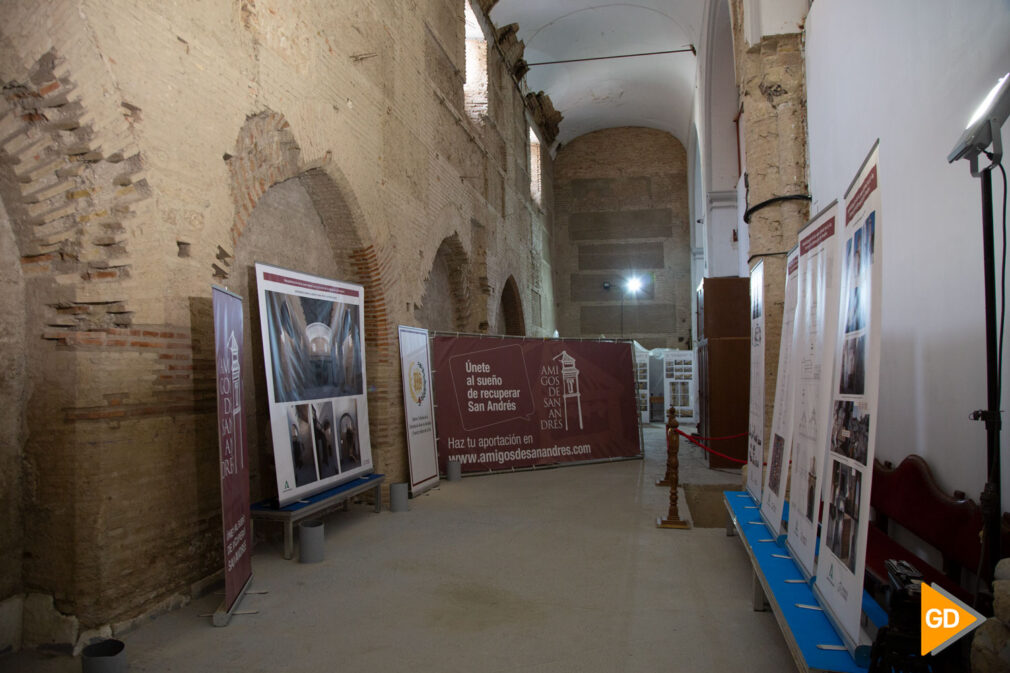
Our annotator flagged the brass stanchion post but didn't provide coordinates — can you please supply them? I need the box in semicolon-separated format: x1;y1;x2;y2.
657;407;690;529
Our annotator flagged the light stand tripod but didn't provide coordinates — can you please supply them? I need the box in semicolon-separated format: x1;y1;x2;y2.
949;72;1010;583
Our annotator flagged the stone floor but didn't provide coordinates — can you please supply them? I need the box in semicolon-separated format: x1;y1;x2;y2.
2;423;792;673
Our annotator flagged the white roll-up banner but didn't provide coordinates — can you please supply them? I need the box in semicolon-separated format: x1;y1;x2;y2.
760;247;800;536
787;201;842;579
814;142;882;650
746;261;766;500
398;325;439;495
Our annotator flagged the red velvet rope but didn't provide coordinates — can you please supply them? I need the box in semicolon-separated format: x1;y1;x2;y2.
685;430;747;442
673;428;747;465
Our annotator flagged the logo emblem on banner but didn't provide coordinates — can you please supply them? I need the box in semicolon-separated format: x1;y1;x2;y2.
408;362;428;405
920;583;984;656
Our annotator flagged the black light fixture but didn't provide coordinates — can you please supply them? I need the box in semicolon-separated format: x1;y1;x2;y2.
947;71;1010;582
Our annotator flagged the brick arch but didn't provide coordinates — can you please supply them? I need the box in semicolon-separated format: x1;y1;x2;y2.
222;111;302;263
0;47;156;626
499;275;526;336
0;48;148;333
416;233;471;332
221;110;405;488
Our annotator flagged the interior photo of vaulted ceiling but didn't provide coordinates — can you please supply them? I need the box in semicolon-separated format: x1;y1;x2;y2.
0;1;1009;671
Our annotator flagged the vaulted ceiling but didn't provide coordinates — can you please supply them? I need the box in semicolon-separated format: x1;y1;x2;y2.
489;1;705;148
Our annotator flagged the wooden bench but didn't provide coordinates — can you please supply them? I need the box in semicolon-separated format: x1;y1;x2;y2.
867;456;982;606
251;473;385;559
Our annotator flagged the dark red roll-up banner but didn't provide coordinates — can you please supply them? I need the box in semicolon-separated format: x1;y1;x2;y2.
213;286;252;619
432;336;641;473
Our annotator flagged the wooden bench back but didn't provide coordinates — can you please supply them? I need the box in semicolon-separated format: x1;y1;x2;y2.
871;455;983;574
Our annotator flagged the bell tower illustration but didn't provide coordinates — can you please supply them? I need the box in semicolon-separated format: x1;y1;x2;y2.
553;350;583;431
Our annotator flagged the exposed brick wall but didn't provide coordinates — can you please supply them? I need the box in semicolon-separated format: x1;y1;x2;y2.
415;233;471;333
554;127;691;349
0;192;25;601
0;0;556;636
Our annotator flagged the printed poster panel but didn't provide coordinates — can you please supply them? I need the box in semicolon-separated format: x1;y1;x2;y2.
787;202;842;579
255;263;373;506
814;143;882;649
432;336;640;473
664;350;696;423
760;248;800;536
398;326;439;496
746;261;766;500
213;286;251;611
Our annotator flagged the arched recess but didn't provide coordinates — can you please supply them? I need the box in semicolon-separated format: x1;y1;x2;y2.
414;233;470;332
497;275;526;336
220;110;401;500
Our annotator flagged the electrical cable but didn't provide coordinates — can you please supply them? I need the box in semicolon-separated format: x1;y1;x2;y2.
742;194;812;223
975;153;1007;606
997;157;1006;424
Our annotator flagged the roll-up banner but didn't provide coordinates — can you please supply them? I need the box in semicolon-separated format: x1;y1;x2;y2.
746;261;766;500
760;247;800;537
814;142;882;652
787;201;842;579
255;263;373;507
398;325;439;495
431;336;641;473
212;286;251;621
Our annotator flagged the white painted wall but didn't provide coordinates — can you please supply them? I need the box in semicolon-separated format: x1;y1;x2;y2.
691;0;743;283
742;0;808;45
805;0;1010;507
708;191;743;276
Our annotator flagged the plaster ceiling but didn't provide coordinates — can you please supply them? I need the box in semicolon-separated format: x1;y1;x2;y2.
489;1;705;149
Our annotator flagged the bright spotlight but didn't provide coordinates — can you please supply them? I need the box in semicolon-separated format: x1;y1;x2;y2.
626;276;643;294
948;71;1010;174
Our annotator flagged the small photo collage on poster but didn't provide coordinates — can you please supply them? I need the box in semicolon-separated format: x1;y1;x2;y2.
768;434;786;496
830;400;870;466
840;212;875;396
826;460;862;574
285;398;362;488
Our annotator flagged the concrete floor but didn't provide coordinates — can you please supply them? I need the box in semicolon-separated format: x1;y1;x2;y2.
3;423;792;673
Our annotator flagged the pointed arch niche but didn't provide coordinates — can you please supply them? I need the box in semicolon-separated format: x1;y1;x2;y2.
415;234;470;332
223;111;381;500
496;275;526;336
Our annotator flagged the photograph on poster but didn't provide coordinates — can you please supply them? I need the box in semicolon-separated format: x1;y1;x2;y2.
335;397;361;472
263;290;363;403
312;401;338;479
826;461;862;573
839;334;866;395
288;404;318;486
844;214;875;334
769;434;785;496
805;456;817;521
831;400;870;465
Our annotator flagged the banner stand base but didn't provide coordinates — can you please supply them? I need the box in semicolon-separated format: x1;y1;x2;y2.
212;574;254;627
656;516;690;530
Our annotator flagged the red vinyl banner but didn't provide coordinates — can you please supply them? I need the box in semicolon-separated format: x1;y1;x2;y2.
432;336;640;473
213;287;252;612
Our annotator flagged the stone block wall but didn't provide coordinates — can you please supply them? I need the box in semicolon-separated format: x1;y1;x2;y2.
553;127;691;349
0;0;553;638
730;0;809;454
